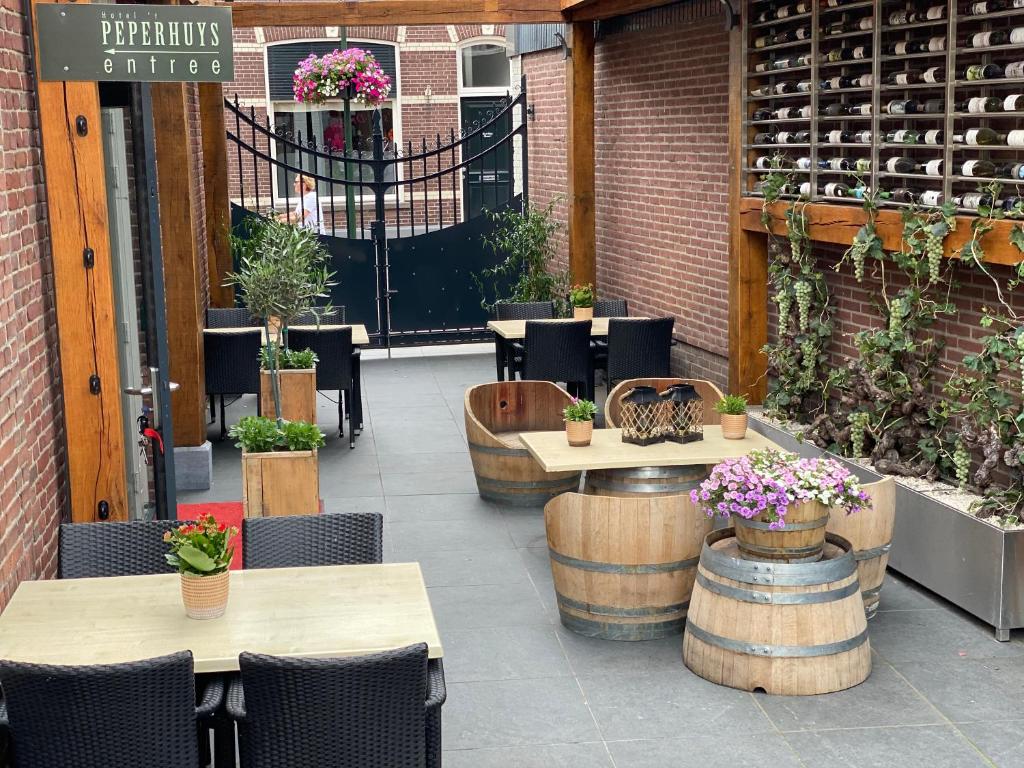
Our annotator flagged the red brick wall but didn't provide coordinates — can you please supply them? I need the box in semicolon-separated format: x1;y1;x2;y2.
0;0;69;608
522;13;732;387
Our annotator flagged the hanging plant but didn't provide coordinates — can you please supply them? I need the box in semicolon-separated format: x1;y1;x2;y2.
293;48;392;106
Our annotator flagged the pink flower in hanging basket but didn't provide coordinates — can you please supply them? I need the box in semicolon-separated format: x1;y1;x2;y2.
292;47;393;107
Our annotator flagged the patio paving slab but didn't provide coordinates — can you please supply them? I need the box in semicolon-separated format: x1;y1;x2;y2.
195;351;1024;767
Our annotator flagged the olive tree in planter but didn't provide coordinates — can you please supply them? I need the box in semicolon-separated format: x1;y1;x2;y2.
226;217;333;517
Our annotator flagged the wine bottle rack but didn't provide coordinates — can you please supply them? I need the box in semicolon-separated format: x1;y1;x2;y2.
743;0;1024;213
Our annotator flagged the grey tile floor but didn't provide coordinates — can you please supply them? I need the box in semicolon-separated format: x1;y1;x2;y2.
182;348;1024;768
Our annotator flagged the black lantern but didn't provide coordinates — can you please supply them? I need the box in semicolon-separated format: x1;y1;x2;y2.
660;384;704;443
619;386;666;446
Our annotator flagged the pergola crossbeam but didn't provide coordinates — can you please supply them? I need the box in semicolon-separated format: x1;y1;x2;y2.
224;0;565;27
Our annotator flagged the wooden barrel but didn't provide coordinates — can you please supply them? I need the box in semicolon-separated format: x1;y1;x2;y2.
545;492;713;640
732;500;830;563
465;381;582;507
683;529;871;695
583;465;709;497
827;477;896;618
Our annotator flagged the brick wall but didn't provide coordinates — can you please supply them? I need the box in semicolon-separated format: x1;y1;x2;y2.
0;0;69;608
521;12;732;388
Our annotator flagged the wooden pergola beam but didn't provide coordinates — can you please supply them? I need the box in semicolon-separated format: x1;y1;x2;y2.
199;83;235;309
566;20;596;287
224;0;564;27
563;0;680;21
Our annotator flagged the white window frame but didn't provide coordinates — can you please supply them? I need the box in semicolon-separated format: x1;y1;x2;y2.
456;37;512;97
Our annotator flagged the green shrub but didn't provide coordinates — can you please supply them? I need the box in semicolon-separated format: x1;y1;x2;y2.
229;415;325;453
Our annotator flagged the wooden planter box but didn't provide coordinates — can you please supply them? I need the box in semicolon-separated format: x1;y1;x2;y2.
750;411;1024;641
242;449;319;518
260;368;317;424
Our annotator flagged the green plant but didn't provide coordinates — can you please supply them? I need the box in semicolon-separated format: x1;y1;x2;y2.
563;397;598;422
163;514;237;576
474;199;570;315
569;283;595;308
714;394;748;416
259;344;318;371
229;415;325;453
226;216;336;422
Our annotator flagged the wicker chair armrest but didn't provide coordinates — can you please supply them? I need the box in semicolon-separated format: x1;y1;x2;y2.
425;658;446;712
225;675;247;722
196;675;226;719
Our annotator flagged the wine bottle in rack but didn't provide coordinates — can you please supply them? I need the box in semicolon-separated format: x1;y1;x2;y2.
890;188;920;204
773;106;801;119
852;74;874;87
755;155;792;170
754;131;778;145
923;158;944;176
953;192;994;210
775;81;797;94
1006;61;1024;78
920;190;944;206
969;31;1010;48
795;157;813;170
996;162;1024;179
854;129;873;143
824;47;853;62
1005;95;1024;111
850;102;873;116
885;99;920;115
799;105;814;118
965;63;1005;81
1002;196;1023;212
826;157;852;171
954;127;1007;145
966;96;1004;113
824;182;851;197
885;156;919;174
797;80;813;92
968;1;1009;15
752;108;774;121
855;158;872;172
886;129;921;144
920;99;945;114
1007;130;1024;147
958;159;997;177
824;75;854;90
928;36;946;52
824;103;849;117
852;45;870;60
887;70;921;86
922;67;944;84
824;129;853;144
924;129;944;145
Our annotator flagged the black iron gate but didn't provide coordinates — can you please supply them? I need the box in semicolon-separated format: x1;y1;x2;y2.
226;76;528;348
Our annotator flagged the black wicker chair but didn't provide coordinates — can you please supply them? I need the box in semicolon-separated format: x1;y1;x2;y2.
242;513;383;569
290;306;346;325
493;301;556;381
288;326;359;447
606;317;675;388
204;328;262;439
523;319;595;401
206;307;257;329
0;651;222;768
593;298;628;318
58;520;194;579
227;644;445;768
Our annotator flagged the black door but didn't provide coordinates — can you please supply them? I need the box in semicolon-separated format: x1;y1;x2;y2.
461;97;513;220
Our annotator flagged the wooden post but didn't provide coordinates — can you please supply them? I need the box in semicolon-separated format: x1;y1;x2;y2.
199;83;234;308
152;83;207;447
566;21;596;286
727;18;768;403
30;0;128;521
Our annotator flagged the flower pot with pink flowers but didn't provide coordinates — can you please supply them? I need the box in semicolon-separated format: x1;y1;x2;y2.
691;449;870;563
563;397;597;447
292;47;393;106
164;515;238;620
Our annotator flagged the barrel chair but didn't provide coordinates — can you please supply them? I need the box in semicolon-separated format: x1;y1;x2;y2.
826;476;896;619
604;378;726;429
464;381;582;506
544;491;713;640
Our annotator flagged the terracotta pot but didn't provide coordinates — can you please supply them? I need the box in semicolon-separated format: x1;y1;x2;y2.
573;306;594;320
733;500;830;563
180;570;230;620
720;413;748;440
566;419;594;447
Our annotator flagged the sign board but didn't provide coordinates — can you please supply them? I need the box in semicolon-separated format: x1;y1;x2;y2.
36;3;234;83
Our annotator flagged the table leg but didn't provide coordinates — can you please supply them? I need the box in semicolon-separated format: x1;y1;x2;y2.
352;351;363;433
494;333;507;381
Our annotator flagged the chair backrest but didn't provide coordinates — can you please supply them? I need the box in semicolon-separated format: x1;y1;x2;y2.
523;320;592;384
291;307;346;325
288;327;353;391
495;301;555;321
0;651;198;768
605;378;725;428
606;318;674;384
593;298;628;318
242;513;383;569
236;644;428;768
204;329;263;396
206;307;256;328
59;520;192;579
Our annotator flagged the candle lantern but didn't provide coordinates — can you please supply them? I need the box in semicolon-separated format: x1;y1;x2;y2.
619;386;667;446
660;383;704;443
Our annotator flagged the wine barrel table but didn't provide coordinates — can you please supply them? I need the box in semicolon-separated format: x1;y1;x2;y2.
583;464;709;497
683;529;871;695
465;381;582;506
827;477;896;618
545;492;713;640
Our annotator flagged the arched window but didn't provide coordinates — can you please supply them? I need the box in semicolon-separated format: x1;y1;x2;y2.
459;42;510;92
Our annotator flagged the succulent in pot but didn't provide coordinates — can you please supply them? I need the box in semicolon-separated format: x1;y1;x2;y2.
715;394;749;439
563;396;598;447
569;283;595;320
164;514;238;620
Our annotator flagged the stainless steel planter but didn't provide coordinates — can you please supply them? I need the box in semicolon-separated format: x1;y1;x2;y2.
750;412;1024;642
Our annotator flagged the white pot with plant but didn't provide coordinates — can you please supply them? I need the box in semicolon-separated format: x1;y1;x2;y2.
570;283;595;320
564;396;598;447
715;394;749;439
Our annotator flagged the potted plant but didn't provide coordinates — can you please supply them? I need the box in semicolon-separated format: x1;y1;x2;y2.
691;449;870;563
563;397;598;447
259;346;318;425
292;47;393;106
230;416;326;518
715;394;749;439
569;283;595;320
164;514;238;620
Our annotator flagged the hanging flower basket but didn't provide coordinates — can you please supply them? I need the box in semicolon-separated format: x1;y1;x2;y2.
293;48;393;106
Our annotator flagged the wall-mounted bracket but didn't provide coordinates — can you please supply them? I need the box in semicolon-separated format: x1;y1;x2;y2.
720;0;738;30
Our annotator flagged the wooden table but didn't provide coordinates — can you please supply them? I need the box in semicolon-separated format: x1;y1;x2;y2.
0;563;442;673
203;323;372;346
486;317;637;382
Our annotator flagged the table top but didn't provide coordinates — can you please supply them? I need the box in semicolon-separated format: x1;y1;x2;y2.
487;317;637;340
204;323;371;346
519;426;781;472
0;563;442;673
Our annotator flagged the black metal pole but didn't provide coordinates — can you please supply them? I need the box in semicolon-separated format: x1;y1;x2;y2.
371;109;391;353
520;74;529;213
